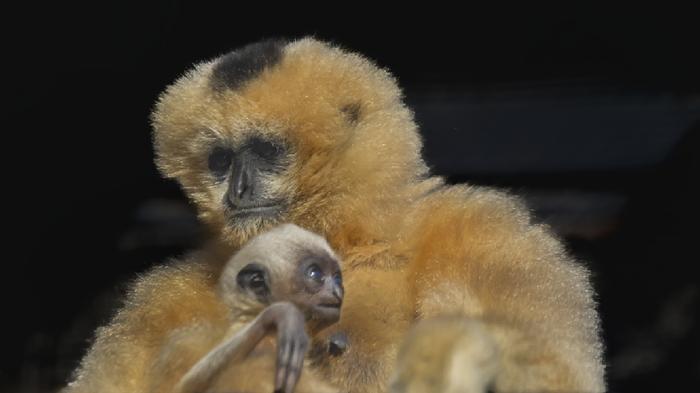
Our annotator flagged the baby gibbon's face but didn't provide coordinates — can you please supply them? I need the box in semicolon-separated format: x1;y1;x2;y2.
219;224;343;327
236;250;343;325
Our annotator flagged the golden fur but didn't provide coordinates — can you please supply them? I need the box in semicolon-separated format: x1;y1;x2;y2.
64;38;604;393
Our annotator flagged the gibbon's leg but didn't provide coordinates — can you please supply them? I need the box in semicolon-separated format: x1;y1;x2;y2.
176;302;309;393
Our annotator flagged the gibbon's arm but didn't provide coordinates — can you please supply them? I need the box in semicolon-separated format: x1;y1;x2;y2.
395;188;605;392
176;302;310;393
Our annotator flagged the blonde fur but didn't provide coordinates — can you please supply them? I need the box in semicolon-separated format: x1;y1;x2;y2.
64;37;604;393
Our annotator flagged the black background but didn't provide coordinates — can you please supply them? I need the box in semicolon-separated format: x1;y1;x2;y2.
7;4;700;392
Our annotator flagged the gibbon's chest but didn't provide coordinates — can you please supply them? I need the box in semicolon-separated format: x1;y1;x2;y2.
311;266;414;392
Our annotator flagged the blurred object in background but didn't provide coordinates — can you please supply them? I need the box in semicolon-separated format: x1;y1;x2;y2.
118;198;202;251
412;89;696;174
594;121;700;390
411;89;699;242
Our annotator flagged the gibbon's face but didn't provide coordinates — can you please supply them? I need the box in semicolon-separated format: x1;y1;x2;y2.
206;136;288;222
219;224;344;326
152;38;428;244
236;250;343;324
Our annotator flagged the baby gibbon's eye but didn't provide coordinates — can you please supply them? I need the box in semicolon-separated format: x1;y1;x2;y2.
249;272;265;288
208;146;233;176
306;264;323;283
333;273;342;287
236;263;270;300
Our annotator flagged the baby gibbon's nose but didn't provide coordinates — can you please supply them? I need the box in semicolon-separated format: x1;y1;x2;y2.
318;280;343;308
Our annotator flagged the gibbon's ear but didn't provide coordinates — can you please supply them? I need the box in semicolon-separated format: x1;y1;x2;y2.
236;263;271;302
340;102;362;126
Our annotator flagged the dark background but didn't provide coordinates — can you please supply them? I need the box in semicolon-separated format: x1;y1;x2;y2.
7;4;699;392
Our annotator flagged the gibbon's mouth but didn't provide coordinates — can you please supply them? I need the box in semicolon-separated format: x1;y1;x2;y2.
318;303;341;309
314;303;342;320
230;203;284;219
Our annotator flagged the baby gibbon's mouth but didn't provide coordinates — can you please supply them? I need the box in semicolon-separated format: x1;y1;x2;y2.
314;303;341;316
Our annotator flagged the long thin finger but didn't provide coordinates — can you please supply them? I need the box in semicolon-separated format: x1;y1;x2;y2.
285;345;305;393
283;341;297;393
275;336;291;391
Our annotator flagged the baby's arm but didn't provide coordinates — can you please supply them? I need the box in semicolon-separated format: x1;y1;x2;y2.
175;302;309;393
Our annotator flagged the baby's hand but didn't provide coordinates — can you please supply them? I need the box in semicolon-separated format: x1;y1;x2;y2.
264;302;310;393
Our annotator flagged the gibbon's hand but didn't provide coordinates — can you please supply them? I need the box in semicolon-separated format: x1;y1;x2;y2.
263;302;310;393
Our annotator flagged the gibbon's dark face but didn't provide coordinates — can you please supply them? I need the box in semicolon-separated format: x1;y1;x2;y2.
152;38;427;244
236;249;343;325
207;136;289;223
202;40;292;227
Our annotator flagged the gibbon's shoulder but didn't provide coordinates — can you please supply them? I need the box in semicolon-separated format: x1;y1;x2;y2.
412;182;535;229
116;254;228;329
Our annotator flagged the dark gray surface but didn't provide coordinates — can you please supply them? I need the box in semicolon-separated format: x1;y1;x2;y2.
412;90;699;173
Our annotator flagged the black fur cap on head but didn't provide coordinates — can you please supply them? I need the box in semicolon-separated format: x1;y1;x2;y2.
210;38;287;91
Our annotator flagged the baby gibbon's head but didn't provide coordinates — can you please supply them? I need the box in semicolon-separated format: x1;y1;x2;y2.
219;223;343;327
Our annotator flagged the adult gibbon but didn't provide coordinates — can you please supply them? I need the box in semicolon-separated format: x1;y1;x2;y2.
64;38;604;393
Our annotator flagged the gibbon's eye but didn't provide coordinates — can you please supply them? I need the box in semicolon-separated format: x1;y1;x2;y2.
306;264;323;283
208;146;233;177
333;273;342;287
249;272;265;288
236;263;270;300
248;138;283;162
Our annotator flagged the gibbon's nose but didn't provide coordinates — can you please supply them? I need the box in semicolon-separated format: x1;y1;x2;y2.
229;158;252;204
